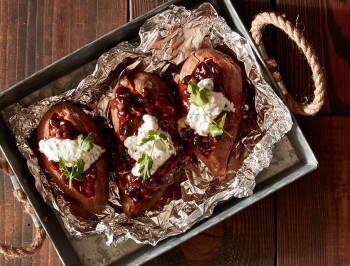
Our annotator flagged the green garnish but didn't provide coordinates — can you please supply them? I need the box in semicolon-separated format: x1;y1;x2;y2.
140;129;158;146
77;132;94;152
210;113;228;137
141;129;173;151
138;129;174;180
187;81;233;138
59;158;85;189
137;153;153;181
59;132;95;189
188;80;210;107
158;132;174;151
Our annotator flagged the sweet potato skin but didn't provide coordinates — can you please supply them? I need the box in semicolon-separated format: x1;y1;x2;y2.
37;102;109;213
179;49;243;179
111;72;179;217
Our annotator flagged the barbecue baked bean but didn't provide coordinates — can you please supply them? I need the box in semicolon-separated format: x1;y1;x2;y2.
49;114;78;139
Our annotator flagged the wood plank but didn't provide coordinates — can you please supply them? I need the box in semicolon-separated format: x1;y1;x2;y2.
273;1;349;265
129;0;168;20
0;0;128;91
276;117;350;265
0;1;128;265
275;0;349;115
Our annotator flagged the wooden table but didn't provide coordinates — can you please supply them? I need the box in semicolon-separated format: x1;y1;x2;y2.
0;1;348;265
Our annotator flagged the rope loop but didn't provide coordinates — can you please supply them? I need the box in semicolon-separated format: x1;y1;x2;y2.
0;159;46;258
250;12;326;115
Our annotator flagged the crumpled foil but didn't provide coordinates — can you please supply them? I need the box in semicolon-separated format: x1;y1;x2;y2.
7;3;292;245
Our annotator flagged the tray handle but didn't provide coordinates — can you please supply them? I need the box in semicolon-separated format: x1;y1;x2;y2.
250;12;326;116
0;158;46;258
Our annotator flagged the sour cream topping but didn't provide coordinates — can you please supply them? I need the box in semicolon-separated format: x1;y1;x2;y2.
186;78;235;136
124;114;176;177
39;138;105;171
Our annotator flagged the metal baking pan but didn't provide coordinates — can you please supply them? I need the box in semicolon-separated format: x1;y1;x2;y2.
0;0;317;265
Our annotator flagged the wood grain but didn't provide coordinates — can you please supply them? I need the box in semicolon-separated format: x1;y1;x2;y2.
277;117;350;266
129;0;168;20
272;1;350;265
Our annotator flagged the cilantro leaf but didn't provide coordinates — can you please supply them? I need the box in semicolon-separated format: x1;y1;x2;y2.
140;129;157;145
138;153;153;180
141;130;174;151
78;133;94;152
59;158;85;189
209;113;231;138
158;132;173;151
219;113;227;128
209;124;224;137
137;130;173;180
188;80;209;107
187;80;199;95
71;159;85;181
58;133;93;189
198;88;210;105
59;158;70;179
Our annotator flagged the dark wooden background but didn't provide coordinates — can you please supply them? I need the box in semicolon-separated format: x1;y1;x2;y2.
0;0;349;265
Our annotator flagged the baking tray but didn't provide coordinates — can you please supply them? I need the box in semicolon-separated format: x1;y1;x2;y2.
0;0;318;265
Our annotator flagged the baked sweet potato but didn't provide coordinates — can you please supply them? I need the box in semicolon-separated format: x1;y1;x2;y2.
37;102;109;212
111;72;179;217
178;48;243;179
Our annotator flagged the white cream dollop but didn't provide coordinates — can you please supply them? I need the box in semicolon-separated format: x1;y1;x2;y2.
38;138;105;171
186;78;235;136
124;114;176;177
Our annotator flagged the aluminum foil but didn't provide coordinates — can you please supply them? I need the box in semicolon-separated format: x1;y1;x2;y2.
6;3;292;245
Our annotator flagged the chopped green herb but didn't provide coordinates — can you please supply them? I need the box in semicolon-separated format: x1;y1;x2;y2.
138;129;174;180
59;158;85;189
188;80;210;107
138;153;153;180
58;132;95;189
158;132;174;151
77;132;94;152
210;113;228;137
141;130;173;151
209;124;223;137
140;130;158;146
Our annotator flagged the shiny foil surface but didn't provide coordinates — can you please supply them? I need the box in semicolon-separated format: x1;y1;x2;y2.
6;3;292;245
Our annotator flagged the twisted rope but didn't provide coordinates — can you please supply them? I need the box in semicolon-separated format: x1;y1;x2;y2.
0;159;46;258
251;12;326;115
